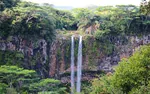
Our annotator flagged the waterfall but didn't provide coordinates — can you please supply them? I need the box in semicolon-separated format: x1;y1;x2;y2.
76;36;82;93
71;35;75;94
71;35;82;93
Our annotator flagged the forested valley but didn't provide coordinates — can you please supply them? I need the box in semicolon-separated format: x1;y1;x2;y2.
0;0;150;94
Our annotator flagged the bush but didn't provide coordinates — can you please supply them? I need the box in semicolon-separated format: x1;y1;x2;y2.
0;83;7;94
94;30;110;40
6;88;17;94
90;45;150;94
112;45;150;93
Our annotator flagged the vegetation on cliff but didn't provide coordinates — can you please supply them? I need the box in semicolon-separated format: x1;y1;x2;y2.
90;45;150;94
0;0;150;93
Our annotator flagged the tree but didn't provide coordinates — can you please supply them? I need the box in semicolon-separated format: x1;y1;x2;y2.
0;65;37;93
94;5;141;35
12;1;56;42
140;0;150;15
29;78;66;93
72;8;100;34
0;65;66;93
91;45;150;94
112;45;150;93
0;0;20;11
0;1;56;42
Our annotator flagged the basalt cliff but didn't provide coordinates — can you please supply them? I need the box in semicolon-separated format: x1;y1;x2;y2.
0;34;150;82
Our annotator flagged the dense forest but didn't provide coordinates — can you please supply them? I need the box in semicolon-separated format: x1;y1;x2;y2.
0;0;150;94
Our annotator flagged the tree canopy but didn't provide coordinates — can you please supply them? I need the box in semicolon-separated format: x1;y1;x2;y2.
0;0;20;11
0;1;56;42
91;45;150;94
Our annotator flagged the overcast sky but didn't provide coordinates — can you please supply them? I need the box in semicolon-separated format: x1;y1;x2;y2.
23;0;141;7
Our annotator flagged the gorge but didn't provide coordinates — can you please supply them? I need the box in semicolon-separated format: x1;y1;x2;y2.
1;34;150;80
0;0;150;93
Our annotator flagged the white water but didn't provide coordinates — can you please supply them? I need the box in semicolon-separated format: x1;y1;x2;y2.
76;36;82;93
71;35;75;94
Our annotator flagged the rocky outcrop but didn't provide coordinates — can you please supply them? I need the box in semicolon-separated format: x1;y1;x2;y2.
49;37;69;78
48;34;150;82
96;35;150;72
0;36;48;77
85;24;99;34
1;34;150;81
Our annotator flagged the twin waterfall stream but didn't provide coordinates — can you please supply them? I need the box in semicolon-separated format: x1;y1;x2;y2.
71;35;82;93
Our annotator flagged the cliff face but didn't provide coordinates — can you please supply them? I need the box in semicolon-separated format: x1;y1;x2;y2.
0;34;150;80
48;34;150;81
0;36;48;77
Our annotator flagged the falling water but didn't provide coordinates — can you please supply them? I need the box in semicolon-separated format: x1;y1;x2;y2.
71;35;75;94
76;36;82;93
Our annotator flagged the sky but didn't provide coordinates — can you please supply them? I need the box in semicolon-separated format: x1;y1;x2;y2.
23;0;142;8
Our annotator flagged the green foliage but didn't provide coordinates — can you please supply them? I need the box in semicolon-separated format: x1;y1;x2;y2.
0;2;57;78
81;81;92;94
56;48;61;61
72;8;100;32
0;65;66;93
12;2;56;42
90;75;112;94
0;65;35;75
0;50;24;66
94;5;150;35
129;85;150;94
0;83;8;94
112;45;150;93
55;10;76;30
29;78;66;93
0;9;14;37
37;78;60;86
0;0;20;11
0;1;56;42
94;30;110;40
90;45;150;94
0;65;37;93
94;30;115;55
90;74;124;94
71;5;150;35
140;0;150;15
6;88;17;94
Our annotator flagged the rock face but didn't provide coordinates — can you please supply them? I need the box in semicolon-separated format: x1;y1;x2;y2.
49;37;70;78
1;34;150;80
93;35;150;72
0;36;48;77
85;24;99;34
48;34;150;80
